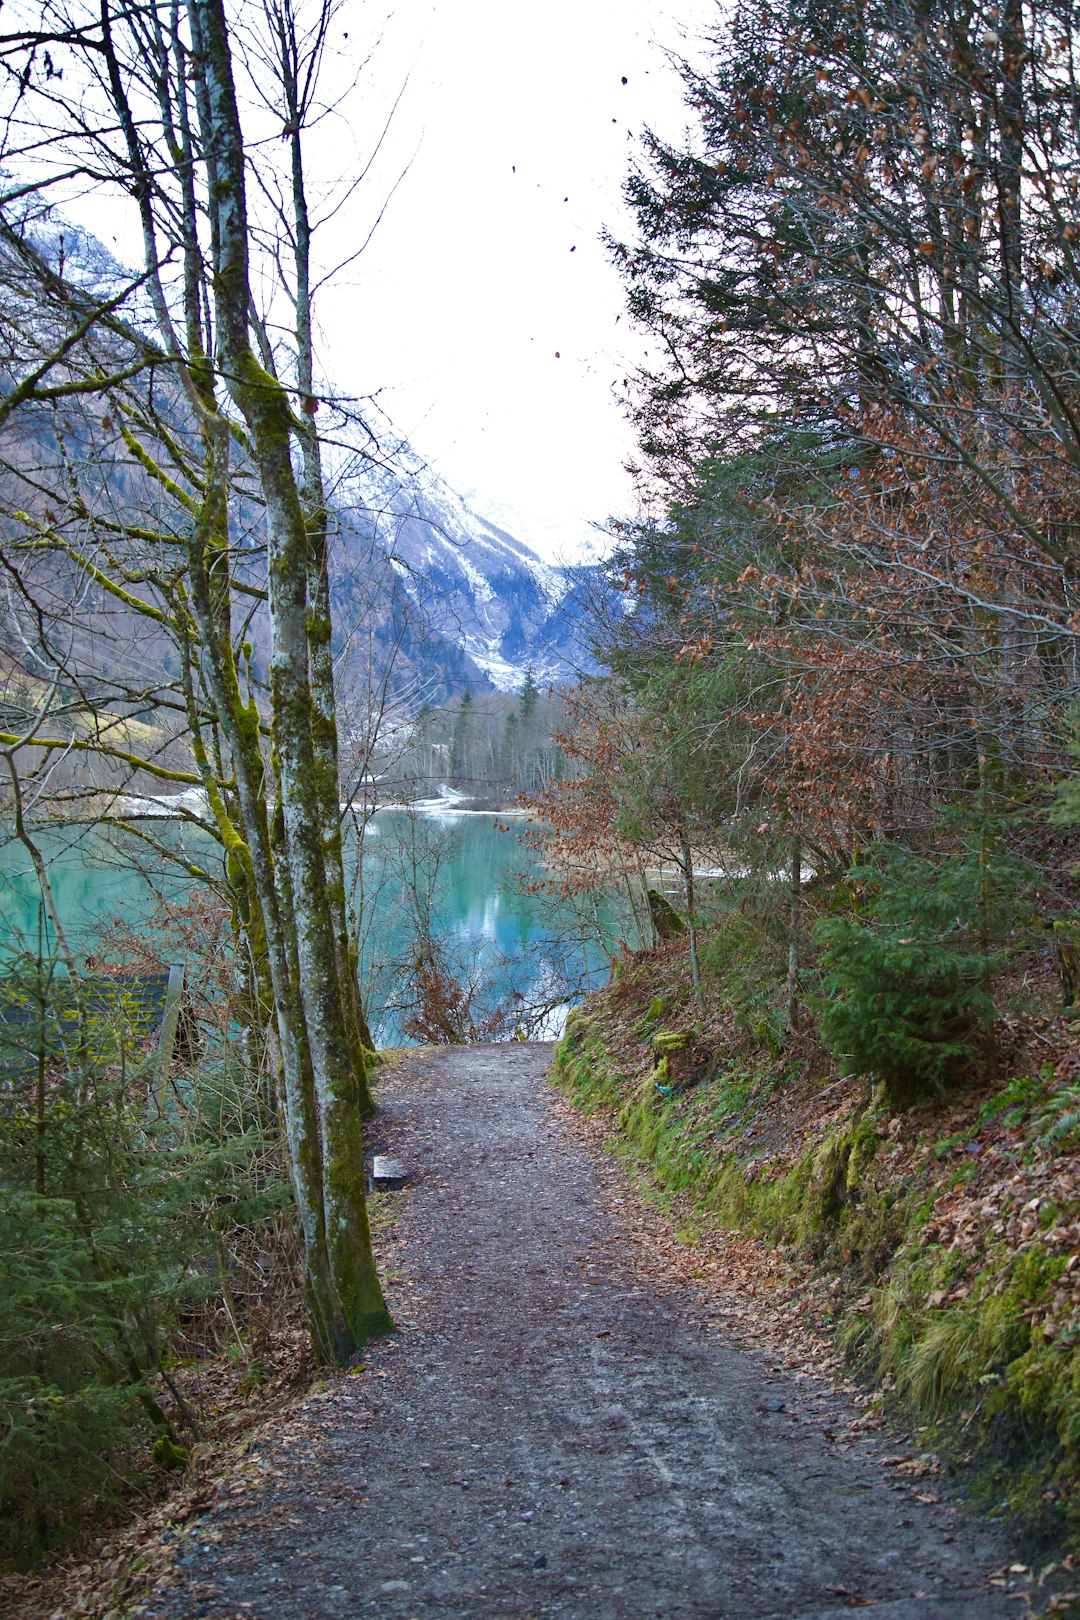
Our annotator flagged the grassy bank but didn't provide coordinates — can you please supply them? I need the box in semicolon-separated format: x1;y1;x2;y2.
553;937;1080;1554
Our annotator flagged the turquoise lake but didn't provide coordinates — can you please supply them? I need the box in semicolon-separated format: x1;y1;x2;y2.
0;812;623;1043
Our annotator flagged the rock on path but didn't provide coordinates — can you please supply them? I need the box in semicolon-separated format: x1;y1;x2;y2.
156;1043;1027;1619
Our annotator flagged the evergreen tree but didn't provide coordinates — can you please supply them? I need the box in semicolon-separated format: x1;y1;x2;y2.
450;689;475;787
519;669;539;728
0;955;292;1565
814;842;1028;1106
501;709;520;786
517;670;541;790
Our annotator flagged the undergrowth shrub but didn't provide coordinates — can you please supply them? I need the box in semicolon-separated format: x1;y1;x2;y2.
0;1193;157;1564
0;951;292;1569
813;846;1025;1106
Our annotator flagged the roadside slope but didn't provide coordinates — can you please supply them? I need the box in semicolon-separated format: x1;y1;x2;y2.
553;936;1080;1566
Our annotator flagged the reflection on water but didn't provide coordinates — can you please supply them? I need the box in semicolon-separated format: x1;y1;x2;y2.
0;811;624;1044
0;824;179;954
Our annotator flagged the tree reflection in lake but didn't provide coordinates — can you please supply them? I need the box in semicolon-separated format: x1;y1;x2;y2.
0;811;629;1044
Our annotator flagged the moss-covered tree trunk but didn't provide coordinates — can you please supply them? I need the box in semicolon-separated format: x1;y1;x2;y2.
284;72;377;1089
181;414;346;1356
189;0;388;1358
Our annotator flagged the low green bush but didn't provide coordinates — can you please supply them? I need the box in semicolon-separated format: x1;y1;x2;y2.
0;957;292;1568
813;847;1023;1106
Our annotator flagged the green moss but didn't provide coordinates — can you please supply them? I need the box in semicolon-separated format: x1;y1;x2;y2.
846;1119;880;1187
151;1433;190;1471
305;610;332;649
552;1028;619;1114
653;1030;690;1054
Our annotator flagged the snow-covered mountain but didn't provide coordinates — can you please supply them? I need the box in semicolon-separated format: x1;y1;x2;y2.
0;215;606;715
333;444;596;694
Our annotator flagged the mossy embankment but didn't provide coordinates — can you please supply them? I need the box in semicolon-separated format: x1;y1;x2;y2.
553;938;1080;1554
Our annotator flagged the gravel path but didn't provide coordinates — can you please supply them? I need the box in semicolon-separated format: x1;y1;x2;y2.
155;1043;1029;1619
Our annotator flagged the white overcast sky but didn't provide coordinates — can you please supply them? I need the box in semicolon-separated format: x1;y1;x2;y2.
303;0;718;558
60;0;717;558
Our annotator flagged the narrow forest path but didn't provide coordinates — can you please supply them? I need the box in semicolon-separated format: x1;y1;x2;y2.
153;1044;1030;1620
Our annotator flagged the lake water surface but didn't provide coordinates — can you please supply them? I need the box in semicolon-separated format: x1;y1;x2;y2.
0;811;621;1042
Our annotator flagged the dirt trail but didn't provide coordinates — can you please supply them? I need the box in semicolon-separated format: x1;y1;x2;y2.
153;1043;1029;1619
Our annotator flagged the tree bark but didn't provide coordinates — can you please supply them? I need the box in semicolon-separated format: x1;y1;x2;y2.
679;823;703;1008
787;837;802;1034
190;0;388;1357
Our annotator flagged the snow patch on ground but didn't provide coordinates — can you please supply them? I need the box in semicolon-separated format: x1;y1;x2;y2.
465;645;532;692
110;788;210;820
365;786;531;818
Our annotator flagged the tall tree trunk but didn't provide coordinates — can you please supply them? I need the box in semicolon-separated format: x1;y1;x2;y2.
189;0;388;1357
999;0;1024;385
183;422;347;1358
287;104;377;1082
679;824;703;1008
787;836;802;1034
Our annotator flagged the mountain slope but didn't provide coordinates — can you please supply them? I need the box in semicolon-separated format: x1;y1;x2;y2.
0;215;603;708
334;445;600;694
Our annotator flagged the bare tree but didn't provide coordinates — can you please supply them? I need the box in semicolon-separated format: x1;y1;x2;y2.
0;0;391;1360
